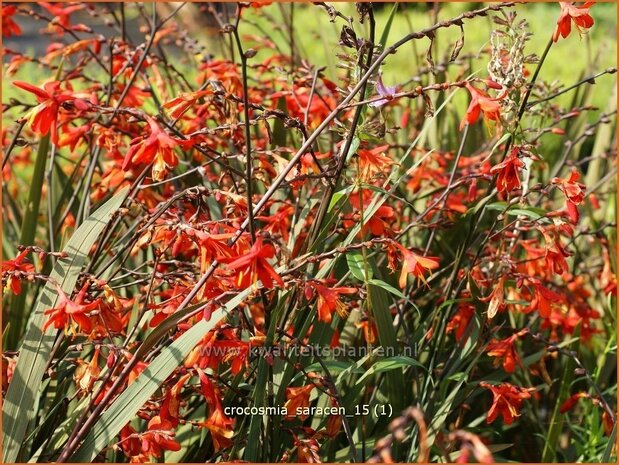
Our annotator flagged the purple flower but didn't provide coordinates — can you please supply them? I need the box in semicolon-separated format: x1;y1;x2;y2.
369;75;397;108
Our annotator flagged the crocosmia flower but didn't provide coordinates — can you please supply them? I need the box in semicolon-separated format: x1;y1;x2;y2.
553;2;595;42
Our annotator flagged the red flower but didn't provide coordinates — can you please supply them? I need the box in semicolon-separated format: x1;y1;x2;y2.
553;2;595;42
122;116;183;181
480;382;534;425
540;227;572;275
2;249;35;295
390;242;439;289
347;189;395;237
2;5;22;37
446;303;476;341
249;1;273;8
460;83;504;131
137;416;181;459
305;280;356;324
486;329;528;373
490;147;525;193
43;283;101;335
13;80;90;144
218;237;284;289
559;392;589;413
256;205;295;242
119;424;143;461
552;169;586;223
40;2;85;33
284;384;315;420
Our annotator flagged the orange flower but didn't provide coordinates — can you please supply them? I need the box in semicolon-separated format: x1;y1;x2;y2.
355;317;378;345
162;90;212;119
490;147;525;193
480;382;534;425
188;229;234;274
391;242;439;289
44;283;101;335
13;80;90;144
523;282;563;318
122;116;182;181
357;144;394;181
197;368;235;450
553;2;595;42
284;384;315;420
40;2;85;32
218;237;284;289
305;280;356;324
480;274;506;319
160;373;192;426
348;190;395;237
552;169;586;223
212;339;251;374
294;434;321;462
2;5;21;37
2;249;35;295
118;416;181;463
486;329;528;373
460;83;504;131
73;346;101;396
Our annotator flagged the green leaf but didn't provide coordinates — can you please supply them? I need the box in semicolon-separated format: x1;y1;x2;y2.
347;251;372;281
328;186;353;213
293;361;359;382
357;356;425;385
367;278;406;300
344;136;360;162
379;2;399;49
485;202;546;220
2;187;129;463
505;208;546;220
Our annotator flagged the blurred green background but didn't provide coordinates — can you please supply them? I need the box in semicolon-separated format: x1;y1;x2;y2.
3;3;617;110
238;2;617;109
